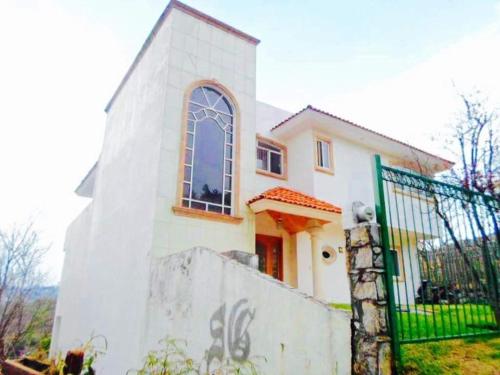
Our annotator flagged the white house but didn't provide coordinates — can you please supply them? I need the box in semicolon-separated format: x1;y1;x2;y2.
51;1;452;372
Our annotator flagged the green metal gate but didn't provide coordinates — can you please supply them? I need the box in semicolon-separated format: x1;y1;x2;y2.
373;155;499;363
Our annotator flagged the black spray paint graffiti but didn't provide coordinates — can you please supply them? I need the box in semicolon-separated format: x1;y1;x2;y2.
205;298;255;370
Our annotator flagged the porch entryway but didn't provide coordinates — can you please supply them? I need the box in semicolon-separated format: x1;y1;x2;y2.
248;187;343;301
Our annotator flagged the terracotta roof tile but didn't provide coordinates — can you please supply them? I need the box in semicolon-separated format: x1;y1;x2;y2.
248;187;342;214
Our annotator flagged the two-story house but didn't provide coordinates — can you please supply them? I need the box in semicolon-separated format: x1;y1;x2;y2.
51;1;452;372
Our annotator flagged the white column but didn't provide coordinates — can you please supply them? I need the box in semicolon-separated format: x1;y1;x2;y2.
306;219;324;299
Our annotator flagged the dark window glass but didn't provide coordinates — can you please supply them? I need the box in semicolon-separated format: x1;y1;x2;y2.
224;192;231;206
191;118;224;204
208;205;222;213
270;152;282;174
183;86;234;215
391;249;400;277
191;201;206;210
256;242;266;273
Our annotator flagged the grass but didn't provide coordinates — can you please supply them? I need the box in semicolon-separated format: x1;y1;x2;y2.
397;304;497;341
401;335;500;375
329;302;500;374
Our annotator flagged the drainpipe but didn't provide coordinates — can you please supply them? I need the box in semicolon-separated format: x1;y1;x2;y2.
306;219;323;299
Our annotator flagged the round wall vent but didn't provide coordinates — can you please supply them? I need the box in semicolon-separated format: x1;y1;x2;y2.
321;245;337;265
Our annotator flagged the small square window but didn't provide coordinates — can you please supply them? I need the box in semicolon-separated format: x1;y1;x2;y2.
256;137;286;178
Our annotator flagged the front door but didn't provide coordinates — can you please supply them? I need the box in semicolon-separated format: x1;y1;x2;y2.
255;234;283;281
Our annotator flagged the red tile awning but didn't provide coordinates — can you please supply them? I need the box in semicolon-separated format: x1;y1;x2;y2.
248;187;342;214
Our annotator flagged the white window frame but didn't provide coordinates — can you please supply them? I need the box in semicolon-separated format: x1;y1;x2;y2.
256;136;287;179
314;135;334;174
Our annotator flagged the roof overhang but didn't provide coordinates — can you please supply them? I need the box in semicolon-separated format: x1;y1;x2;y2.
75;162;97;198
249;198;342;225
271;106;454;173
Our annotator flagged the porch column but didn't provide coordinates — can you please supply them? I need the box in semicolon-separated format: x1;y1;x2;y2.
306;219;323;299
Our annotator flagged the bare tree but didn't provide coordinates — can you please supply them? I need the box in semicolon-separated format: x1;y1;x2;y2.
0;222;49;359
440;90;500;327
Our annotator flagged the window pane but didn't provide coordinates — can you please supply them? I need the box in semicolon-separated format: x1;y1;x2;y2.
191;118;224;204
189;102;204;113
225;145;232;159
218;113;232;125
224;191;231;206
225;160;232;175
186;133;194;148
214;97;233;115
223;207;231;215
184;166;191;182
208;204;222;213
182;199;190;207
190;88;208;105
321;141;330;168
256;149;268;170
185;149;192;164
203;87;222;106
225;175;232;190
187;120;194;132
270;152;282;174
191;201;206;210
316;141;323;166
183;183;190;198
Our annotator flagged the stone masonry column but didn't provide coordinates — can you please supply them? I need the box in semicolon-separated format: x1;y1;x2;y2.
345;222;392;375
306;219;324;300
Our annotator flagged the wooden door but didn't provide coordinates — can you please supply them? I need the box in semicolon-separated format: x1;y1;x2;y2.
255;234;283;281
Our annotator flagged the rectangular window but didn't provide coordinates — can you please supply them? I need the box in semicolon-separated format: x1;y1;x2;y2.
256;137;286;178
315;137;333;173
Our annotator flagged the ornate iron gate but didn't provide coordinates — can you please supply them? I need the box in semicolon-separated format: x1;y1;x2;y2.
373;155;499;364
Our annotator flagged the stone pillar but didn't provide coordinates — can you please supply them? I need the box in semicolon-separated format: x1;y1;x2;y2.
345;222;392;375
306;219;323;299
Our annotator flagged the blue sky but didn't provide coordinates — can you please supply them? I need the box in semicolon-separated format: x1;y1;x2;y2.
1;0;500;282
59;0;500;105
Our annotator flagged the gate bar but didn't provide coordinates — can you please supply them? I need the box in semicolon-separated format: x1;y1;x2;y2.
373;154;401;367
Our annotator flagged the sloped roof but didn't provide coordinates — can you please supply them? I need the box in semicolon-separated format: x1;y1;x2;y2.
272;105;454;166
248;187;342;214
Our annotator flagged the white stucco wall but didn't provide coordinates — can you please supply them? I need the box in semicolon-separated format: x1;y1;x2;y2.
151;7;258;259
145;247;351;375
53;2;444;371
52;10;177;373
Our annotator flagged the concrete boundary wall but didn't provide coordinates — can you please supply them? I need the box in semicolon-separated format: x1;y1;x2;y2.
145;247;351;374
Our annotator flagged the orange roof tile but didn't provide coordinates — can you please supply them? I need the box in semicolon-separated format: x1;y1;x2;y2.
248;187;342;214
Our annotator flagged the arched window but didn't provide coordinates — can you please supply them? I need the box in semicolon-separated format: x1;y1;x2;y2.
181;86;235;215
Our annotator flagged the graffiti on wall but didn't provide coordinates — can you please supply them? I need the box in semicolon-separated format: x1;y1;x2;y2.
205;298;255;370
